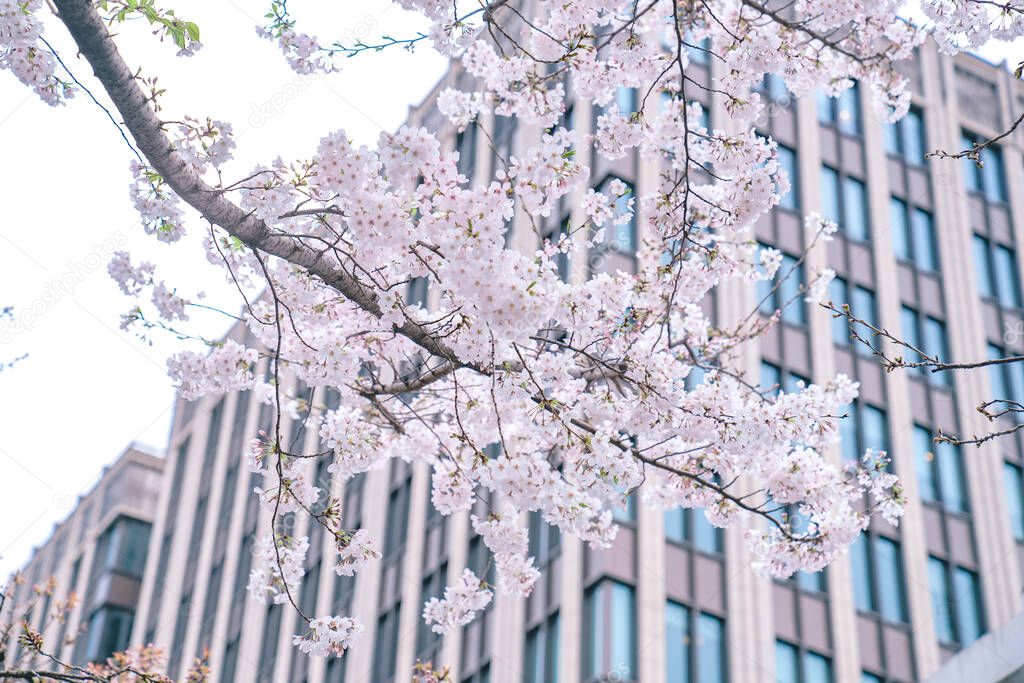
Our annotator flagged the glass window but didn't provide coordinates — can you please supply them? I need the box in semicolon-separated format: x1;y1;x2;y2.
850;534;871;612
981;145;1006;203
850;286;876;355
843;176;869;241
861;404;888;452
928;557;985;646
993;244;1021;308
1003;462;1024;541
804;651;832;683
902;108;925;164
664;508;723;554
837;85;861;135
778;145;799;211
953;567;984;645
585;580;636;681
665;602;690;683
873;536;907;623
911;209;938;271
820;166;841;226
862;673;884;683
935;441;967;513
928;557;955;643
524;613;559;683
890;197;910;262
922;316;949;385
616;87;637;115
696;613;725;683
759;246;806;326
915;425;939;503
775;641;799;683
974;235;995;299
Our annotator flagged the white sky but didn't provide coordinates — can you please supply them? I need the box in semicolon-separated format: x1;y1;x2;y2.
0;2;1020;580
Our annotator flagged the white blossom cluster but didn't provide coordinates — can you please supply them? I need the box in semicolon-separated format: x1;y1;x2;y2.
0;0;72;104
293;615;364;657
422;569;493;635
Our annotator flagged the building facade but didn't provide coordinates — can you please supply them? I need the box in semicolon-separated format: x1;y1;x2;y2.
132;36;1024;683
0;445;163;670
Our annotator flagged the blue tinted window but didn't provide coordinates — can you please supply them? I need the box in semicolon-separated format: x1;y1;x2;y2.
993;244;1021;308
890;197;910;262
804;651;832;683
850;286;876;355
820;166;841;226
1003;462;1024;541
586;580;636;680
911;208;937;271
775;641;799;683
665;602;690;683
696;613;724;683
850;534;871;612
874;536;907;623
936;441;966;513
837;85;861;135
902;108;925;164
778;145;799;211
843;176;869;241
693;510;723;554
922;316;949;385
974;235;995;299
928;557;955;643
861;404;887;452
953;567;984;645
914;425;939;503
981;145;1006;202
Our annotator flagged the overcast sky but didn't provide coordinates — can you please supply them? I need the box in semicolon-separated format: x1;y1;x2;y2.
0;3;1020;580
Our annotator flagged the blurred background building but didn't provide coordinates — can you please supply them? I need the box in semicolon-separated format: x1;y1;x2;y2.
0;445;163;671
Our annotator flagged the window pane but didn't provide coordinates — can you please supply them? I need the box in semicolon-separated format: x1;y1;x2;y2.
923;317;949;385
547;614;560;682
890;198;910;262
761;361;782;394
850;534;872;612
777;145;799;211
820;166;841;226
900;307;921;371
803;651;832;683
843;176;869;241
1003;463;1024;541
665;509;688;543
911;209;937;271
915;425;939;503
993;245;1021;308
935;442;966;513
837;84;860;135
830;277;849;346
974;235;995;299
779;254;806;325
665;602;690;683
611;582;636;679
883;121;899;156
928;558;955;643
903;109;925;164
961;133;982;192
696;613;724;683
982;146;1006;202
953;567;984;645
861;405;888;452
693;510;723;554
850;287;876;355
775;641;799;683
816;91;834;124
524;627;543;683
873;536;907;623
988;344;1009;399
